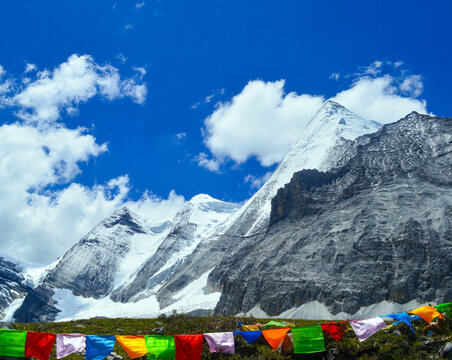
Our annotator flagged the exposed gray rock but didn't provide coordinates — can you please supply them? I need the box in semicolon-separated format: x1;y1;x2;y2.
0;257;30;318
154;101;382;309
111;195;239;303
43;207;153;298
212;112;452;316
13;284;59;322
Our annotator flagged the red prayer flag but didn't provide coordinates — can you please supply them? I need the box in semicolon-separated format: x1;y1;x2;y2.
321;322;346;341
25;332;56;360
174;334;204;360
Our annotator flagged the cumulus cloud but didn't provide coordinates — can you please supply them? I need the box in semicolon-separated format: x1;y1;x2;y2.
195;152;222;173
6;54;147;124
24;63;37;73
0;55;181;265
202;79;324;167
0;123;185;264
200;62;428;171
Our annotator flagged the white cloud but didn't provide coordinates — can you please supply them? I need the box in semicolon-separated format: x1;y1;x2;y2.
244;171;273;189
175;132;186;140
0;56;178;265
125;24;133;30
399;74;423;98
115;53;128;64
195;152;222;173
133;66;146;80
200;63;429;171
126;190;185;222
0;123;185;264
191;88;225;109
135;2;146;9
329;72;340;81
203;79;324;167
362;60;383;76
8;54;146;124
332;75;426;124
24;63;37;73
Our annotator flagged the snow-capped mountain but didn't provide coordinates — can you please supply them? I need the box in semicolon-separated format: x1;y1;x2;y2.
152;101;383;308
111;194;240;303
212;112;452;317
11;101;449;322
222;100;382;237
14;195;240;321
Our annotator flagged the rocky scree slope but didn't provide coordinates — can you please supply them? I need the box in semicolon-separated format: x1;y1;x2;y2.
212;112;452;316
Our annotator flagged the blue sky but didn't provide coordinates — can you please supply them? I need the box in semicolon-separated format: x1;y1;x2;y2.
0;0;451;263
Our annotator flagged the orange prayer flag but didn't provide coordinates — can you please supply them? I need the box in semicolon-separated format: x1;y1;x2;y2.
409;306;443;323
116;336;147;359
262;328;291;351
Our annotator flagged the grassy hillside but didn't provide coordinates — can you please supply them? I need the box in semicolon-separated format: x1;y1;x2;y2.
11;314;452;359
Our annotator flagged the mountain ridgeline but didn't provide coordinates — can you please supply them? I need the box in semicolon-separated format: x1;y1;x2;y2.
7;101;452;322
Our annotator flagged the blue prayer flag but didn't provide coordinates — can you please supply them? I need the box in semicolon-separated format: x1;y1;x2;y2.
233;330;262;344
86;335;116;360
381;312;415;333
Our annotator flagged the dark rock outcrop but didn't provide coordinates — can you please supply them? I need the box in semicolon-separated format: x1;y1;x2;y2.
212;112;452;316
0;257;30;318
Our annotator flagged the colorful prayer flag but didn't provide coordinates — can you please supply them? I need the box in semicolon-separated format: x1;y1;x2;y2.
57;334;86;359
350;318;387;342
233;330;262;344
435;302;452;316
0;329;27;358
241;325;261;331
409;306;443;323
261;320;286;328
25;331;56;360
85;335;116;360
262;328;290;351
145;335;176;360
382;312;415;333
321;322;346;341
292;325;325;354
174;334;203;360
116;336;147;359
203;332;234;354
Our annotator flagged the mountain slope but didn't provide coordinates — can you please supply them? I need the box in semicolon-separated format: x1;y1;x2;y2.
14;208;171;321
154;101;382;308
111;194;240;303
14;196;240;321
0;257;30;319
212;112;452;316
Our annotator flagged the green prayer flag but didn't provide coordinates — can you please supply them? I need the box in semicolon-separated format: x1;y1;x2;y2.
261;320;286;328
435;302;452;316
292;325;325;354
0;329;27;358
144;335;175;360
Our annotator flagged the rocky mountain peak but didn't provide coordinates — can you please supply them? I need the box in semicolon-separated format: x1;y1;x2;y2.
99;206;148;234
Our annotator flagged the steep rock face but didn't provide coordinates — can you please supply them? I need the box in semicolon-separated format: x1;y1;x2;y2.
111;194;240;303
43;207;169;298
213;112;452;316
0;257;30;318
13;285;58;323
155;101;382;307
14;207;171;321
14;195;240;321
